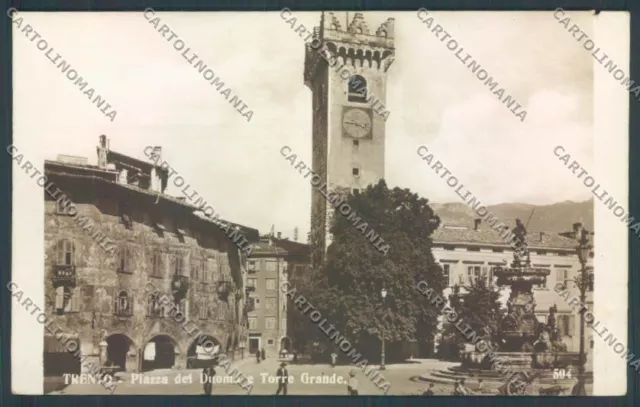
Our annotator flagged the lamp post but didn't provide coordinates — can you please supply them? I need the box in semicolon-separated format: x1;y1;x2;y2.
380;287;387;371
574;228;592;396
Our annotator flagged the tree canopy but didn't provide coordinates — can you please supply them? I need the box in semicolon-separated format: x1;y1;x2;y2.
299;180;446;361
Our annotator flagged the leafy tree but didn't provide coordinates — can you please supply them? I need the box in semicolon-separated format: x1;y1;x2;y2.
442;274;503;358
307;180;446;362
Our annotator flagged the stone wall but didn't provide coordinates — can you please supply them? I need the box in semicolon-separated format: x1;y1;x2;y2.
44;178;244;373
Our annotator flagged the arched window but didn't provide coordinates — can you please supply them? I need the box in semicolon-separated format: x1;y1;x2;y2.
116;291;132;316
348;75;367;103
56;239;75;266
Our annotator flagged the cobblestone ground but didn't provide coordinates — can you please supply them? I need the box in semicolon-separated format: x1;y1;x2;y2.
46;358;592;396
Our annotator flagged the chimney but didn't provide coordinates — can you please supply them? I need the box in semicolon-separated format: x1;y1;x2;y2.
474;218;481;231
97;135;108;169
277;232;282;239
148;146;163;193
573;222;583;239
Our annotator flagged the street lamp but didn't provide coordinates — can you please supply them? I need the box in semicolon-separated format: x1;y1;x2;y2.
574;229;592;396
380;287;387;371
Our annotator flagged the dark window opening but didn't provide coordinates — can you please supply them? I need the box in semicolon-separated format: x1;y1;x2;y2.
348;75;367;103
352;168;360;176
119;201;132;229
353;140;359;146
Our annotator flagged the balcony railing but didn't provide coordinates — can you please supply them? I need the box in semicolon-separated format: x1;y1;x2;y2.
52;265;76;288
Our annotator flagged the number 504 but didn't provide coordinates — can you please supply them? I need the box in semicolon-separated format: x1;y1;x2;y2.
553;368;572;379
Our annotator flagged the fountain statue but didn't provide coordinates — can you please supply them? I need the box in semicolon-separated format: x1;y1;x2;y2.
494;219;549;352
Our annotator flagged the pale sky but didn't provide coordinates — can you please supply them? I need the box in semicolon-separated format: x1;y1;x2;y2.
13;10;597;240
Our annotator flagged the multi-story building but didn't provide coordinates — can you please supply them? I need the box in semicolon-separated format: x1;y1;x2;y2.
431;218;594;357
304;12;395;266
43;136;259;376
245;234;310;357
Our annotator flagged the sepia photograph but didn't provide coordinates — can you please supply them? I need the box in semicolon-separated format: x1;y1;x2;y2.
9;9;630;396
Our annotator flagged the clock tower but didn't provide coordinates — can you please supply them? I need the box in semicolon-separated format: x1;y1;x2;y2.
304;12;395;266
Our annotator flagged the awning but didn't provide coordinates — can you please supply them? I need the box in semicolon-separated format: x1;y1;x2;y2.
44;334;79;354
195;344;219;360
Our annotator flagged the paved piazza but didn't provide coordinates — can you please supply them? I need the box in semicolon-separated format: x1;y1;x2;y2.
48;358;592;396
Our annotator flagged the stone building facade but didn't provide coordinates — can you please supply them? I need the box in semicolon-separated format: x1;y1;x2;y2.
44;136;258;375
431;219;594;357
244;234;310;357
304;12;395;267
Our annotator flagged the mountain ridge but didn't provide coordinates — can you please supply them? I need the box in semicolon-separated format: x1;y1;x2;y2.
430;199;594;232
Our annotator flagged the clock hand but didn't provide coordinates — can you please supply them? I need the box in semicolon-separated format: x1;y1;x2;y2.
345;121;367;129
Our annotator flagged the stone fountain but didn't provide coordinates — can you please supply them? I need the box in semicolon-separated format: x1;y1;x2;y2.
460;219;574;371
494;219;550;353
421;220;587;392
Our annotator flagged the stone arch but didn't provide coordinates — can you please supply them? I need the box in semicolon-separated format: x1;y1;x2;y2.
142;334;180;371
186;334;222;368
105;333;136;372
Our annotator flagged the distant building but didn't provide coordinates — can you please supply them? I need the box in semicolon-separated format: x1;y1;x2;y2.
431;218;594;357
245;233;310;356
44;135;259;377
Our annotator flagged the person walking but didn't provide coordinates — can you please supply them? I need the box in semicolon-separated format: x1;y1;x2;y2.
261;348;266;361
202;362;216;395
330;352;337;367
276;362;289;395
255;348;261;364
347;370;358;395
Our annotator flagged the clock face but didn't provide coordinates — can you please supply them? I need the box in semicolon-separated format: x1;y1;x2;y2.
342;108;372;139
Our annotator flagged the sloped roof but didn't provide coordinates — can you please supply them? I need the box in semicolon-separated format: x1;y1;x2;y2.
44;161;259;241
432;225;578;250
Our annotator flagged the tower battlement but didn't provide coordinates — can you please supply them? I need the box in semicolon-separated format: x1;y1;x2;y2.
321;12;395;45
304;12;395;88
